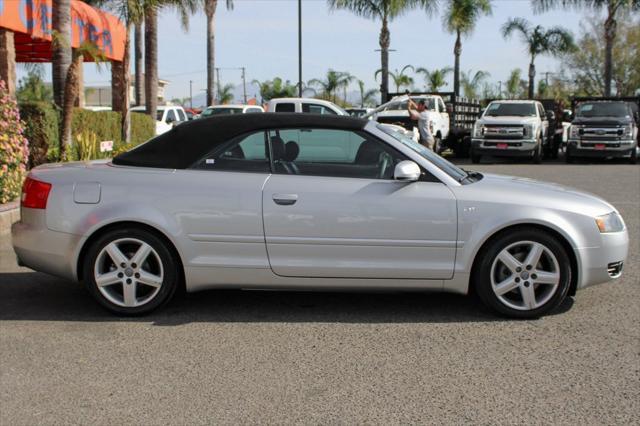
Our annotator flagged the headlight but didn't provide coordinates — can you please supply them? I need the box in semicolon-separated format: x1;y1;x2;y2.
473;123;484;138
621;124;633;136
595;212;625;233
523;124;535;138
569;125;582;138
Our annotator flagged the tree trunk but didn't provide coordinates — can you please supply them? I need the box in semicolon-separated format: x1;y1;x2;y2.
206;0;218;106
112;26;131;143
144;6;158;119
52;0;72;109
0;29;16;97
75;59;84;107
453;30;461;98
60;54;83;161
134;22;143;106
603;7;616;97
379;16;390;104
528;61;535;99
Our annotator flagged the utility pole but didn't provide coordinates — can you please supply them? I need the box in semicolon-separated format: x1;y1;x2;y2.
241;67;247;104
189;80;193;109
497;81;502;96
298;0;302;97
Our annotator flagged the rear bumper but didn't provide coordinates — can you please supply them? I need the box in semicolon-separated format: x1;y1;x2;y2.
11;209;82;281
576;229;629;289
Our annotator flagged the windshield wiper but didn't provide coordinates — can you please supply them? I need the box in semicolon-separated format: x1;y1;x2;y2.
459;168;483;183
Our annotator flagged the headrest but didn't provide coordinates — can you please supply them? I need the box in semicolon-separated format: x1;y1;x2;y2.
284;141;300;162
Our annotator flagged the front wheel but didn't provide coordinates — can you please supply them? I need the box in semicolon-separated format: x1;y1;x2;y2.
473;228;572;319
83;227;180;315
532;139;543;164
471;148;481;164
630;147;638;164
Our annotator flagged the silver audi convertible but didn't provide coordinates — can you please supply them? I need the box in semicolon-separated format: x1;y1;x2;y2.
12;114;629;318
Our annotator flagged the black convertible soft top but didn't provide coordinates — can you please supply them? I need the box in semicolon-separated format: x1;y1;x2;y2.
112;113;368;169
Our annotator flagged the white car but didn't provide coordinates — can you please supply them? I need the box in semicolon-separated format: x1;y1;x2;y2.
131;105;188;136
267;98;348;115
200;104;264;118
364;95;450;151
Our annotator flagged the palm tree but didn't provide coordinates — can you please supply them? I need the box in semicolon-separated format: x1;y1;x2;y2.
328;0;437;104
52;0;72;108
501;17;575;99
357;80;378;107
204;0;234;106
443;0;492;98
460;69;489;99
416;66;453;91
375;65;414;93
532;0;640;97
134;22;143;106
252;77;298;103
504;68;527;99
217;82;234;104
308;70;353;103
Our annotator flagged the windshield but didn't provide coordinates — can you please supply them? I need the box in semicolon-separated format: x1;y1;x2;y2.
202;107;243;117
366;97;436;118
485;102;536;117
377;124;468;182
576;102;630;118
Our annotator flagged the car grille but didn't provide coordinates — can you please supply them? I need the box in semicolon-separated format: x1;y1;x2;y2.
607;261;624;278
580;126;625;141
483;125;525;140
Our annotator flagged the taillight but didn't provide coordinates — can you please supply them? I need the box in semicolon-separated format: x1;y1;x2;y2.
21;177;52;209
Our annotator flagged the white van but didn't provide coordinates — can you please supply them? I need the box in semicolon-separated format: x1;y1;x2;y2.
130;105;188;135
267;98;348;115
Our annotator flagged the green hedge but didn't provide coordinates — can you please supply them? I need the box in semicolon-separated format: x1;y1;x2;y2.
19;102;59;167
18;103;156;162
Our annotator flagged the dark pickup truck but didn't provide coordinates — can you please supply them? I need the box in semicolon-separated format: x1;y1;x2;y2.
566;99;639;164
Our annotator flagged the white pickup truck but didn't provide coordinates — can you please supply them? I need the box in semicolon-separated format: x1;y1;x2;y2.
364;95;450;152
471;100;552;164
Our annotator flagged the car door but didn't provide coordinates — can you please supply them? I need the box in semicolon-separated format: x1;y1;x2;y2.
262;127;457;279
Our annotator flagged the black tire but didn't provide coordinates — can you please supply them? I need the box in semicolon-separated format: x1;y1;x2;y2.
471;149;481;164
565;150;574;164
433;136;442;154
532;139;543;164
83;227;180;315
630;147;638;165
473;228;572;319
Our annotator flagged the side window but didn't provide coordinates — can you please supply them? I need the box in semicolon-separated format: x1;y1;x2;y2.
275;103;295;113
302;103;337;115
245;108;262;114
191;131;270;173
166;109;177;123
537;104;545;118
177;109;187;121
268;128;407;179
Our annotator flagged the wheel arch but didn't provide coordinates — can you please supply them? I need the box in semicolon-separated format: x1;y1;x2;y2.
75;221;185;291
469;223;579;297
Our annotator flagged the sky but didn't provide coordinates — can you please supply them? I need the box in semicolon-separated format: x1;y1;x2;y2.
17;0;599;103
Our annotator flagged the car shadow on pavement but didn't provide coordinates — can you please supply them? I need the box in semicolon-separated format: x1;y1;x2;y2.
0;272;573;325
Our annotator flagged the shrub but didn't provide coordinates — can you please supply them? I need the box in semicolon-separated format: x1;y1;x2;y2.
0;80;30;204
19;101;59;166
72;108;122;145
130;112;155;145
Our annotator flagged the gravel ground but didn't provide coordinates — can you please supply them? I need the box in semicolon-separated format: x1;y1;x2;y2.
1;161;638;425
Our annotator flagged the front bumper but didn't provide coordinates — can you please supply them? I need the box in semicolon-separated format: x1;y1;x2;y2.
472;138;537;157
567;140;637;158
576;229;629;289
11;209;83;281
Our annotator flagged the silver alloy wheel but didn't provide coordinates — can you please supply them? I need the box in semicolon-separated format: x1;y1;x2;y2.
490;240;561;311
93;238;164;308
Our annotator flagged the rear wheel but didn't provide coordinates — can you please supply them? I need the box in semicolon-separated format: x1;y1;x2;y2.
473;228;572;319
83;227;179;315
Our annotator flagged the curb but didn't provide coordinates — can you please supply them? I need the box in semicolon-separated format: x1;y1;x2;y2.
0;201;20;237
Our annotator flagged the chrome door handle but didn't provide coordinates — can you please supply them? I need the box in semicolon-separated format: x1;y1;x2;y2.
272;194;298;206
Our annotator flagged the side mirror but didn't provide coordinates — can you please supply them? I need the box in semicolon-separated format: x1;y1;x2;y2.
546;111;555;121
394;160;421;182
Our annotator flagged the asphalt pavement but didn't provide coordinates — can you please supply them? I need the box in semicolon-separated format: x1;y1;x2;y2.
1;160;638;425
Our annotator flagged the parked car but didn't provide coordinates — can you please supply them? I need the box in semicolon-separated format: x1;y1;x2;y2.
471;100;552;164
12;114;628;318
200;104;264;118
267;98;348;115
130;105;188;135
364;94;450;153
346;107;374;117
566;100;638;164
